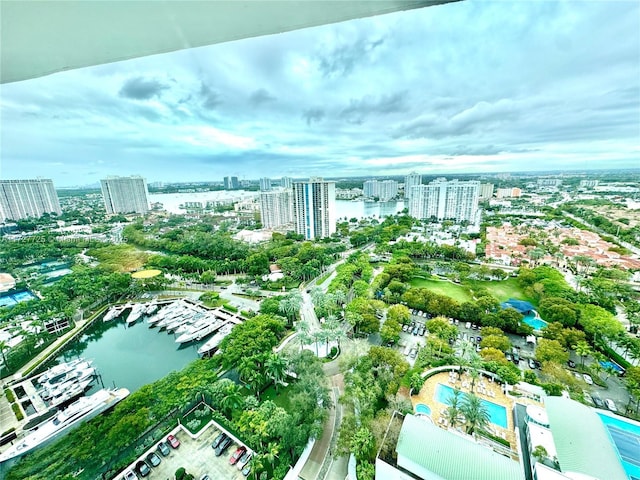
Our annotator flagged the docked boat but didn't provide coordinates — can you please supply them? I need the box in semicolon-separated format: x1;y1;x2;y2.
197;324;233;355
126;304;146;325
102;306;121;322
0;388;130;464
48;378;94;408
175;318;223;344
40;362;94;389
41;366;96;399
37;358;88;385
145;303;158;316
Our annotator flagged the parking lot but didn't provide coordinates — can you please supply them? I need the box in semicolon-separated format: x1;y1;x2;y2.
116;424;248;480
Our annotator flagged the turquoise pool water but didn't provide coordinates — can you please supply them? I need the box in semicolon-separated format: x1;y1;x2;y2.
435;383;508;428
598;412;640;479
600;361;625;374
523;313;548;331
0;290;37;307
415;403;431;415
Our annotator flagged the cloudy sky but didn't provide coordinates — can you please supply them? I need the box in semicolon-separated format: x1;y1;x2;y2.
1;0;639;186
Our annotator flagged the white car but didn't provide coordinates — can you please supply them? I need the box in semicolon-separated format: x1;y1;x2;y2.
583;374;593;385
605;399;617;412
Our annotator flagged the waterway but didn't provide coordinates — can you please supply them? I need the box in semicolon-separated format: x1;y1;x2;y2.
335;200;405;221
47;315;200;395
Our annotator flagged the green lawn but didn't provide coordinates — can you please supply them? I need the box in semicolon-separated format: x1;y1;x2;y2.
259;383;292;410
409;277;473;303
468;277;535;304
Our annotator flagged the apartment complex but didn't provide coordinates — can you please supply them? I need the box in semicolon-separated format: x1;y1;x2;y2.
259;188;294;229
408;178;480;222
0;179;61;222
293;178;336;240
223;176;239;190
479;182;494;201
363;180;398;201
280;177;293;189
496;187;522;199
100;176;149;215
259;177;272;191
404;172;422;200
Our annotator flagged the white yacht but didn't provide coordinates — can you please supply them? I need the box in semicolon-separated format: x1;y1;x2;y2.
40;361;94;389
102;306;121;322
144;303;158;316
41;366;96;400
126;304;146;325
175;318;223;344
197;324;233;355
0;388;130;464
48;378;94;408
37;358;89;385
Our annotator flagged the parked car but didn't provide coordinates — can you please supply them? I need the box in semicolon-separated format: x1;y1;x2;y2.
567;359;576;368
409;348;417;359
199;476;211;480
135;460;151;478
412;326;419;335
528;358;536;369
533;360;542;370
215;436;232;456
475;344;481;352
605;399;618;412
212;432;228;449
157;441;170;457
402;324;408;332
237;451;252;470
476;336;481;342
418;326;426;336
505;352;513;362
583;374;593;385
512;351;520;364
123;470;138;480
583;392;594;405
146;452;161;467
241;464;252;477
167;434;180;448
592;396;604;408
230;446;247;465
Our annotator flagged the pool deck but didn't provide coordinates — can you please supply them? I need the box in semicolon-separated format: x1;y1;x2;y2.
413;371;524;449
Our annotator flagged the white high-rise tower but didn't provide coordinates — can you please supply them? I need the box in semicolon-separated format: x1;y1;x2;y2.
409;178;479;222
101;176;149;214
0;179;61;222
293;178;336;240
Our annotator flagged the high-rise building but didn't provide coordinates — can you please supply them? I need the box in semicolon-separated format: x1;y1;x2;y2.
224;176;239;190
281;177;293;189
0;179;61;222
404;172;422;201
409;178;479;222
363;180;398;201
293;178;336;240
260;177;272;191
100;176;149;214
496;187;522;199
260;188;294;229
479;183;494;201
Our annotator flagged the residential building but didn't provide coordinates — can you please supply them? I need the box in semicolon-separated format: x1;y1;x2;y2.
479;182;494;201
224;176;239;190
100;176;149;214
0;273;16;292
496;187;522;199
259;188;294;229
336;187;363;200
376;414;523;480
280;177;293;189
408;178;480;222
579;179;599;188
260;177;272;191
293;178;336;240
537;178;562;187
0;179;61;222
404;172;422;200
363;180;398;201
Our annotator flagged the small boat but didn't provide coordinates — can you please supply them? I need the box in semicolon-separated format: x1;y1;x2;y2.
145;303;158;316
48;378;94;408
0;388;130;464
175;318;224;344
197;324;233;355
126;304;146;325
102;306;121;322
40;365;95;396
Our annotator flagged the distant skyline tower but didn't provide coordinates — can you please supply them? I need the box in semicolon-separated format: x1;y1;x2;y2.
404;172;422;201
479;183;494;201
0;179;61;222
260;188;294;229
281;176;293;189
100;176;149;215
224;176;239;190
293;177;336;240
409;178;479;222
260;177;272;191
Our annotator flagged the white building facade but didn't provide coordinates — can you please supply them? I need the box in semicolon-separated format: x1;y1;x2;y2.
260;177;272;191
293;178;336;240
260;188;294;229
409;178;480;222
0;179;61;222
363;180;398;201
100;176;149;214
404;172;422;201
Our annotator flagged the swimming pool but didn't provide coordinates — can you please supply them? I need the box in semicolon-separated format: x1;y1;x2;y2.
523;313;548;331
415;403;431;415
598;412;640;480
435;383;508;428
600;361;625;374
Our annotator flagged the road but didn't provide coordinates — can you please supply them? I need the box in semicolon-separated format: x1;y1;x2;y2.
563;212;640;256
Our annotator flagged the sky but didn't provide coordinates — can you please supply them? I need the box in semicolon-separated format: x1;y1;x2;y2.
1;0;639;187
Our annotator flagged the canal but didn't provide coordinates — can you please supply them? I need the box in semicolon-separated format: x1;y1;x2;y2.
46;314;201;394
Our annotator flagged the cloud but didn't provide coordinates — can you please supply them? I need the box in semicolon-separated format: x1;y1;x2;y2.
341;91;409;124
199;82;221;110
249;88;276;106
317;36;385;78
119;77;168;100
302;108;325;126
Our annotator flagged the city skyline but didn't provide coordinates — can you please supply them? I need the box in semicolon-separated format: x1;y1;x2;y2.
1;1;639;186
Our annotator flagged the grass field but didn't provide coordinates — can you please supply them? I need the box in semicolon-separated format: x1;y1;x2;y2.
409;277;473;303
409;276;534;305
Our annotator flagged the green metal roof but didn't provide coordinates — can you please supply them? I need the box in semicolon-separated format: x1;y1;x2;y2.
544;397;627;480
396;414;524;480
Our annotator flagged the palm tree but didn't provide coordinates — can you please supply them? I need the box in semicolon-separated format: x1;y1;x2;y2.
0;340;9;373
265;353;288;391
457;340;475;378
264;442;279;474
460;393;490;436
444;389;463;428
220;381;243;418
295;321;312;352
574;341;592;368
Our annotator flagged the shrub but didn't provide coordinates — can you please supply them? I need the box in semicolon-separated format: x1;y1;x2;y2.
11;403;23;421
175;467;186;480
1;427;15;437
4;388;16;404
